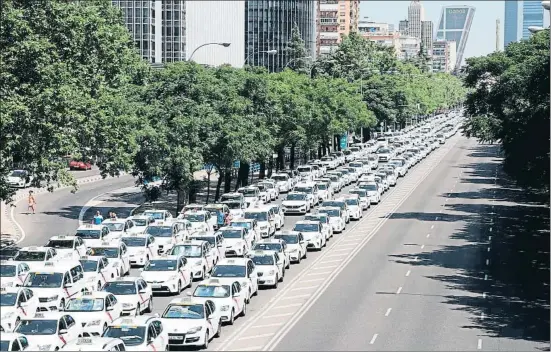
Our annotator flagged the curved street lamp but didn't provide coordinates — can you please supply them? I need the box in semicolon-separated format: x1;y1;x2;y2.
188;42;231;62
284;56;312;69
244;49;277;66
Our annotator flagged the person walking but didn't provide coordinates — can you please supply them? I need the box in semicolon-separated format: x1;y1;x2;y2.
93;211;104;225
27;191;36;214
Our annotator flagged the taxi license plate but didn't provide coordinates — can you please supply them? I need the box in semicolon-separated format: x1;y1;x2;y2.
152;284;161;288
170;336;184;340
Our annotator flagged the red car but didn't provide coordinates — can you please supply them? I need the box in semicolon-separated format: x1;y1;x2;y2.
69;160;92;170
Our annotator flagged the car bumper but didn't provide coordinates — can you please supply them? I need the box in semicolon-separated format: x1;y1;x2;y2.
306;239;322;249
148;280;178;292
257;274;278;286
36;300;61;312
168;333;205;347
282;207;307;214
288;251;301;261
192;266;205;278
225;248;244;257
129;255;147;266
81;324;105;336
331;222;345;232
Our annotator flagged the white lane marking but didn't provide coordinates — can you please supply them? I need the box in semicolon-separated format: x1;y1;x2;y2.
405;270;411;277
481;312;485;320
300;278;325;284
306;270;334;276
330;247;355;253
445;198;449;202
489;227;493;232
318;259;344;265
370;334;379;344
484;274;488;280
426;233;430;238
385;308;392;316
279;294;311;300
488;236;492;241
430;225;434;229
10;204;26;244
396;286;403;294
290;286;319;292
250;323;284;329
313;265;339;271
487;247;491;252
486;259;490;265
273;303;304;309
323;253;348;258
238;333;275;341
478;339;482;349
439;208;443;213
450;188;454;192
414;256;418;261
262;312;294;319
229;346;264;352
421;244;425;249
482;292;487;298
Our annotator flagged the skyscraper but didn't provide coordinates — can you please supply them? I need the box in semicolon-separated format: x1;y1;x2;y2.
399;19;409;35
317;0;360;57
522;1;544;39
504;1;544;47
245;0;316;72
407;0;425;39
421;20;433;54
436;5;475;70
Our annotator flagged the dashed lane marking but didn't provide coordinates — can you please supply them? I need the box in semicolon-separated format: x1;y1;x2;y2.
385;308;392;316
396;287;403;294
238;333;275;341
405;270;411;277
370;334;379;345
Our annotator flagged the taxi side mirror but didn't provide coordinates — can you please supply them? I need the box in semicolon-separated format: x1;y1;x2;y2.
232;292;241;298
186;291;192;296
59;329;68;335
106;306;114;311
64;283;73;288
138;289;147;294
299;240;305;244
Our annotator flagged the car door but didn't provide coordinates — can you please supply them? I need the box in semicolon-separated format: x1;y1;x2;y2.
119;243;130;273
151;320;166;350
105;294;120;323
64;314;79;342
137;279;152;310
231;282;244;313
16;263;29;286
246;260;257;293
145;323;159;351
274;252;283;276
75;237;86;256
298;233;307;253
67;266;82;297
178;257;191;286
146;236;158;259
203;243;215;269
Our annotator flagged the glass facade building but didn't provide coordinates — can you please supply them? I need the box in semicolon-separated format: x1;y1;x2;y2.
245;0;316;72
522;0;544;39
504;1;544;47
504;0;521;47
436;5;475;71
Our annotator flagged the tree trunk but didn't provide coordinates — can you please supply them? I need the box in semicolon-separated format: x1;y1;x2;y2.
290;144;296;170
259;161;266;179
205;171;212;204
277;147;285;171
235;162;250;190
176;190;183;216
267;157;274;178
214;169;224;201
224;169;232;193
188;181;198;204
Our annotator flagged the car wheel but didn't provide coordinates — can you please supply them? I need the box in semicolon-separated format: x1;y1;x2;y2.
97;281;102;291
303;250;307;259
176;280;182;294
103;323;108;334
215;322;222;338
59;299;65;311
202;332;209;349
135;303;140;316
239;302;247;317
286;259;290;269
228;309;235;325
297;254;301;264
273;276;279;289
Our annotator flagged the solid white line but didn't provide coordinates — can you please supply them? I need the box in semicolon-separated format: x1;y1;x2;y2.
486;259;490;265
421;244;425;249
279;294;311;300
430;225;434;229
10;204;26;244
482;292;487;298
445;198;449;202
262;313;294;319
487;247;491;252
305;271;334;276
318;259;343;264
426;233;430;238
313;265;339;271
330;247;354;252
413;256;418;261
250;323;284;329
323;253;348;258
290;286;319;292
477;339;482;349
484;274;488;280
396;286;403;294
385;308;392;316
273;303;303;309
489;227;493;232
439;208;443;213
370;334;378;344
300;278;325;284
229;346;264;352
488;236;492;241
405;270;411;277
238;333;275;341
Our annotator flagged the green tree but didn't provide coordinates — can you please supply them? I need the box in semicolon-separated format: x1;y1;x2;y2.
286;23;311;75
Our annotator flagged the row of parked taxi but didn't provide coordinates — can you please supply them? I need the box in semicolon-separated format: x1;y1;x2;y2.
0;112;464;351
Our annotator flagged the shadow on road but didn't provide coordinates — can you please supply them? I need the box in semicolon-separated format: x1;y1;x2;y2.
390;144;550;344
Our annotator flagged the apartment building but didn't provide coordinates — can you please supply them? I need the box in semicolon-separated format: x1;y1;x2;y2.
317;0;360;56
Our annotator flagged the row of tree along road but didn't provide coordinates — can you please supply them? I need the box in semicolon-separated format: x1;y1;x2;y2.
0;0;467;206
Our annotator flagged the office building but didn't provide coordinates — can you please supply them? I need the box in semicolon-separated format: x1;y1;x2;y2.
398;35;421;60
496;19;501;51
421;20;433;54
399;19;409;35
317;0;360;56
503;1;543;47
522;1;544;39
436;5;475;70
432;40;456;73
245;0;316;72
408;0;425;38
358;20;401;55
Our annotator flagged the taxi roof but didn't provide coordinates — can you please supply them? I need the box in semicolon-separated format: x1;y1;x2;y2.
20;246;49;252
175;240;205;246
294;220;324;225
77;224;104;230
152;255;181;261
101;219;126;224
110;314;158;327
274;230;300;236
78;255;106;262
256;238;284;244
121;233;149;238
147;221;174;226
168;296;207;306
184;210;209;215
30;260;82;273
143;209;169;213
73;290;113;299
89;240;121;248
48;235;78;241
62;337;124;351
244;207;270;213
217;258;249;266
191;232;215;237
128;215;152;219
112;277;141;283
228;219;252;223
249;250;275;257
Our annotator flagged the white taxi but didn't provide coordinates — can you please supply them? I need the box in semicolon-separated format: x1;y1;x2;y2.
181;211;215;232
79;256;120;291
0;333;31;351
44;235;87;260
75;224;115;247
274;231;308;263
22;261;91;312
248;250;284;289
221;200;245;220
358;182;381;204
269;204;285;230
0;261;30;288
188;232;226;265
127;215;155;233
304;213;334;241
243;207;276;238
160;298;221;349
86;241;131;277
60;337;126;351
348;188;371;210
142;209;173;223
281;192;310;214
209;258;258;303
341;195;363;220
101;278;153;316
103;316;167;351
143;221;185;255
318;206;346;233
15;312;82;351
139;255;191;294
0;287;39;332
228;218;260;243
12;247;61;271
188;279;247;325
120;234;158;267
64;291;122;336
292;221;326;250
168;241;214;280
102;218;141;237
258;181;279;201
216;227;251;258
252;239;291;270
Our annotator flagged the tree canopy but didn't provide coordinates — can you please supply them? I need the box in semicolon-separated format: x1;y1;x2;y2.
462;31;550;190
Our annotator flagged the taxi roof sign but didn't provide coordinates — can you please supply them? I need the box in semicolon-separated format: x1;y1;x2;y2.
28;246;38;250
120;318;135;324
44;262;55;267
208;279;220;284
85;224;93;228
34;313;45;318
82;291;93;296
101;241;111;246
77;338;93;345
80;256;89;260
57;235;67;238
0;287;6;292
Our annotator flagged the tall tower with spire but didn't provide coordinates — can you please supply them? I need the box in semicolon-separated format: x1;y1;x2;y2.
408;0;425;38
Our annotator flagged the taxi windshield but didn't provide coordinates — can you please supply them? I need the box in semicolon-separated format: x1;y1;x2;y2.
274;234;298;244
14;251;45;262
328;176;339;182
270;206;280;213
163;304;204;319
345;198;359;206
224;202;242;209
321;208;340;217
145;226;173;238
79;260;98;272
121;237;146;247
240;189;257;196
254;243;282;251
190;236;215;247
297;166;311;172
131;218;148;226
104;326;145;346
24;273;63;288
170;245;201;258
0;341;8;351
218;229;243;239
294;187;312;194
15;319;57;335
193;285;230;298
0;265;16;277
220;194;241;202
104;223;124;232
244;212;267;222
252;255;275;265
211;265;246;278
76;229;101;239
88;247;119;259
286;193;306;201
184;214;205;222
144;260;177;271
0;293;17;306
272;175;288;182
45;240;73;249
350;190;367;197
322;201;344;209
305;215;327;223
65;298;104;312
361;184;378;191
103;282;136;295
316;184;327;190
293;223;319;232
368;155;377;161
143;211;164;220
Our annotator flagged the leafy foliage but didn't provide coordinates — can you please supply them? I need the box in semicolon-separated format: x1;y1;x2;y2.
462;31;550;189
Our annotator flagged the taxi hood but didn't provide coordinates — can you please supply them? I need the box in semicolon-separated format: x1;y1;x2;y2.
160;318;205;333
224;238;245;247
282;200;307;206
26;335;61;351
140;270;175;281
31;287;62;298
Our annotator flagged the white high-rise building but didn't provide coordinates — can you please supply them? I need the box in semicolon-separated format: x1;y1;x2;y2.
407;0;425;39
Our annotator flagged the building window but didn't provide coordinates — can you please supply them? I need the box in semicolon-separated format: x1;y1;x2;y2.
340;26;345;30
340;12;345;16
339;19;345;23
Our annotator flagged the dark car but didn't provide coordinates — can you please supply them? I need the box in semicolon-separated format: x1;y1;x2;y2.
0;245;21;261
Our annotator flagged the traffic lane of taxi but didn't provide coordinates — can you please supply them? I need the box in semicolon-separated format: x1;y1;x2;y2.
68;166;102;179
14;175;136;247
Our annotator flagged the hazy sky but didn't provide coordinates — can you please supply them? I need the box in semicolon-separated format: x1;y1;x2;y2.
360;1;504;61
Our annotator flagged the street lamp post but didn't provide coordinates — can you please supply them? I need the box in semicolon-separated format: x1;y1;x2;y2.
244;49;278;66
188;42;231;62
284;56;312;69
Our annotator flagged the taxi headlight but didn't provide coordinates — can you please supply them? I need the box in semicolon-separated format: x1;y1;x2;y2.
44;295;59;302
220;305;230;311
168;275;178;281
87;319;101;326
187;326;203;334
194;260;203;266
268;270;276;275
289;249;298;253
37;344;52;351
